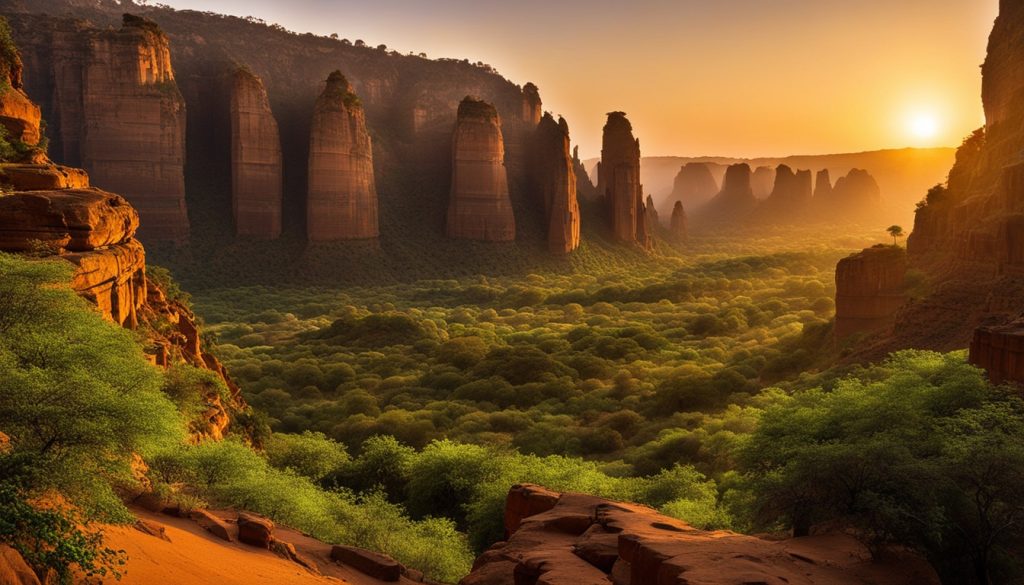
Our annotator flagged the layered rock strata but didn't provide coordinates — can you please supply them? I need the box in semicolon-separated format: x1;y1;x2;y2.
834;245;908;340
446;97;515;242
307;71;379;241
231;68;282;239
80;15;189;243
461;484;938;585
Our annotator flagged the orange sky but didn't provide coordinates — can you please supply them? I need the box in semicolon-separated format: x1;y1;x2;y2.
162;0;998;158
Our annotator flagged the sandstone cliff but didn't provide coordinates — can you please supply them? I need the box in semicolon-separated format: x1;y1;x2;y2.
307;71;378;241
834;245;908;341
231;68;282;239
598;112;650;248
521;82;542;127
79;15;189;243
461;484;938;585
531;113;580;254
970;319;1024;385
755;164;813;221
0;53;242;439
0;27;41;151
670;200;688;242
670;162;719;210
446;97;516;242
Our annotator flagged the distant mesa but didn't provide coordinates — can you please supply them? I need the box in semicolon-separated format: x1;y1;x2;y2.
531;113;580;254
751;165;775;199
696;163;757;223
446;97;516;242
670;162;718;210
307;70;379;241
598;111;651;249
231;68;283;239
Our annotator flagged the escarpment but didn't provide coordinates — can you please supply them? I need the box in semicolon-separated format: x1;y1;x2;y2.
531;113;580;254
446;97;516;242
307;71;378;241
231;68;282;239
598;112;650;249
835;245;908;341
461;484;938;585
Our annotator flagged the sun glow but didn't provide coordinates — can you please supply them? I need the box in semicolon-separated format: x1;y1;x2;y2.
908;112;940;141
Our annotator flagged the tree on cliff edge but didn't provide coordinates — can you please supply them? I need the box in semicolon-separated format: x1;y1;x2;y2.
887;225;905;245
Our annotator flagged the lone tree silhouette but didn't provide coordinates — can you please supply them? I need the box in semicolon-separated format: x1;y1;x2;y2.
887;225;904;245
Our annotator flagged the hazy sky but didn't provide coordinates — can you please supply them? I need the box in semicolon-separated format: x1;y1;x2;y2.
155;0;998;158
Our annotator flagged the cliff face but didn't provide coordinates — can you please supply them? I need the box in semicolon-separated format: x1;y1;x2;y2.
521;82;542;127
697;163;757;223
0;37;41;149
531;113;580;254
670;162;718;210
814;168;833;199
446;97;515;242
970;319;1024;385
231;68;282;239
669;200;687;242
79;15;189;243
834;245;908;341
756;164;813;221
598;112;649;248
307;71;378;241
0;51;242;440
461;484;938;585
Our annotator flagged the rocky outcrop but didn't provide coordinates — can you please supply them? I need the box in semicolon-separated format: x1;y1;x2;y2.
307;71;379;241
755;164;813;221
461;484;938;585
598;112;649;248
231;68;282;239
446;97;515;242
521;82;541;126
670;200;687;242
670;162;718;209
0;29;42;150
645;194;659;228
970;319;1024;385
697;163;757;223
80;15;189;243
531;114;580;254
835;245;908;340
814;169;833;199
0;545;40;585
751;165;775;199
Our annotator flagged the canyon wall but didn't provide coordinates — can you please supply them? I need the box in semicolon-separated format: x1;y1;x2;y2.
307;71;378;241
834;245;908;341
231;68;282;239
531;113;580;254
598;112;650;248
446;97;515;242
79;15;189;243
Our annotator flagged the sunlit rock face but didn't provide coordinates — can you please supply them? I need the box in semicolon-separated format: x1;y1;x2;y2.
0;44;41;148
307;71;379;241
461;484;939;585
670;162;719;210
532;113;580;254
521;82;542;127
751;165;775;199
834;245;908;341
231;68;282;239
697;163;757;223
79;15;189;243
598;111;650;248
446;97;516;242
670;200;688;242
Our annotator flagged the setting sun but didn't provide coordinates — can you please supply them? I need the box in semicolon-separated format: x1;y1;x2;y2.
909;112;941;141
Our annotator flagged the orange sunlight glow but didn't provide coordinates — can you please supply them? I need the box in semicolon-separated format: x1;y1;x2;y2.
909;112;941;141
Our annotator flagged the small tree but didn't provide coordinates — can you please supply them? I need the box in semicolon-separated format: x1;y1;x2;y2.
887;225;904;245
